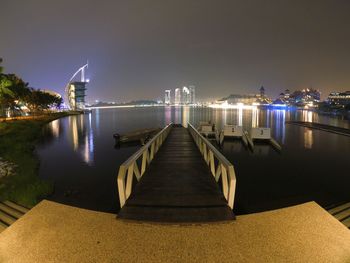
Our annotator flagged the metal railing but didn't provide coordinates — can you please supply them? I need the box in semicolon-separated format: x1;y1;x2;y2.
188;123;237;209
117;123;173;207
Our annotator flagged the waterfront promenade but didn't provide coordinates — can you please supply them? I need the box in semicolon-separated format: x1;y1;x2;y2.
0;200;349;262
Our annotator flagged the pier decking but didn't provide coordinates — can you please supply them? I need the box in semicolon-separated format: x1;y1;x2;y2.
118;125;235;222
286;121;350;136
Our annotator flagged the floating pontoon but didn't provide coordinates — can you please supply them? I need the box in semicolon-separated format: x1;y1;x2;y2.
217;125;248;147
246;127;282;151
197;121;216;138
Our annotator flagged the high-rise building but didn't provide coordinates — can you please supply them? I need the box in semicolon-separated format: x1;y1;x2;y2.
182;86;190;104
65;63;89;110
67;81;87;110
175;88;181;104
172;85;196;105
164;90;171;104
189;85;195;104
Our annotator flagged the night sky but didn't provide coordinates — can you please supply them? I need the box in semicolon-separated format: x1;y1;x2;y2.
1;0;350;102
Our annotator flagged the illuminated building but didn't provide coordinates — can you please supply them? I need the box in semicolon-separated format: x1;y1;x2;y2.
182;86;190;104
67;82;87;110
173;85;196;105
164;90;171;104
65;63;89;110
221;94;258;105
328;91;350;106
189;85;195;104
175;88;181;104
290;88;320;106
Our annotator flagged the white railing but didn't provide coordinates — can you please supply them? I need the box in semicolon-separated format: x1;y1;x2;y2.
117;123;173;207
188;123;237;209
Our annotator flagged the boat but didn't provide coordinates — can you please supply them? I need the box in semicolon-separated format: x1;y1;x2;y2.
113;127;162;146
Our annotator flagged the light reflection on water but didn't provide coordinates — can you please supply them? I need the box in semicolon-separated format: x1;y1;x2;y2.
51;107;348;165
38;107;350;214
66;114;94;165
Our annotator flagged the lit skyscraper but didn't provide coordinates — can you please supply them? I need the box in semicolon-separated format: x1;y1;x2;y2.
189;85;195;104
164;90;171;104
175;88;181;104
182;86;190;104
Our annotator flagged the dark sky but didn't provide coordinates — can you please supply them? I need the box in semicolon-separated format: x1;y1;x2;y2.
1;0;350;102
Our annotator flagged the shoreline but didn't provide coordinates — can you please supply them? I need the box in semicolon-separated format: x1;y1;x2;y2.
0;111;82;208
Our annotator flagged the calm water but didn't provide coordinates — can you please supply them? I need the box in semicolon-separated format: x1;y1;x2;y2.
37;107;350;214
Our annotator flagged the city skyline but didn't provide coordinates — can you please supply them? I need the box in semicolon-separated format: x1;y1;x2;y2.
1;0;350;102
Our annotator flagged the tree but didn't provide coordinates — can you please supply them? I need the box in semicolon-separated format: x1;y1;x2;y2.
0;59;14;116
0;59;13;96
0;58;63;116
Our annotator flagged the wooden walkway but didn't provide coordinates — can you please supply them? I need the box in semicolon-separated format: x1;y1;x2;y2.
118;126;235;222
0;201;29;233
286;121;350;137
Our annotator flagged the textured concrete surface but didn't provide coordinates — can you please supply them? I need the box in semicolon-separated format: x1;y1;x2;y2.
0;200;349;263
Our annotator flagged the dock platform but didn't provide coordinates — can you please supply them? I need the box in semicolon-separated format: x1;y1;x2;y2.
118;125;235;222
286;121;350;137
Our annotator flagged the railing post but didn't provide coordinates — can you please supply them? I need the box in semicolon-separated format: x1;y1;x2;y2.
150;142;155;161
215;164;222;182
209;151;215;176
141;151;148;175
221;164;228;199
117;123;172;208
187;122;237;210
125;164;134;199
134;162;141;181
117;166;127;207
227;166;236;209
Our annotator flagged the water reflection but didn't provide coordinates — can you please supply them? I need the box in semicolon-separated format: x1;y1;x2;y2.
304;129;313;149
273;110;286;144
251;108;259;128
254;145;270;156
49;120;60;138
238;109;243;126
55;114;95;165
182;106;189;128
44;107;345;166
39;107;350;214
164;106;171;125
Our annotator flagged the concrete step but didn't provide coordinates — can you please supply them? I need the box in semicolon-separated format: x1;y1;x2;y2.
0;203;24;219
2;201;29;214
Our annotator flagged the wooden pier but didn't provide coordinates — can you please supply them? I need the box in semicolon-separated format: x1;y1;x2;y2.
0;201;29;233
286;121;350;137
117;124;236;223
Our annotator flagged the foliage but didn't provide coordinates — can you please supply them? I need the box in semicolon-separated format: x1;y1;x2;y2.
0;112;75;207
25;89;63;113
0;58;63;117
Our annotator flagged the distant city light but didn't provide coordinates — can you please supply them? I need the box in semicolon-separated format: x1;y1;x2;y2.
209;102;257;109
